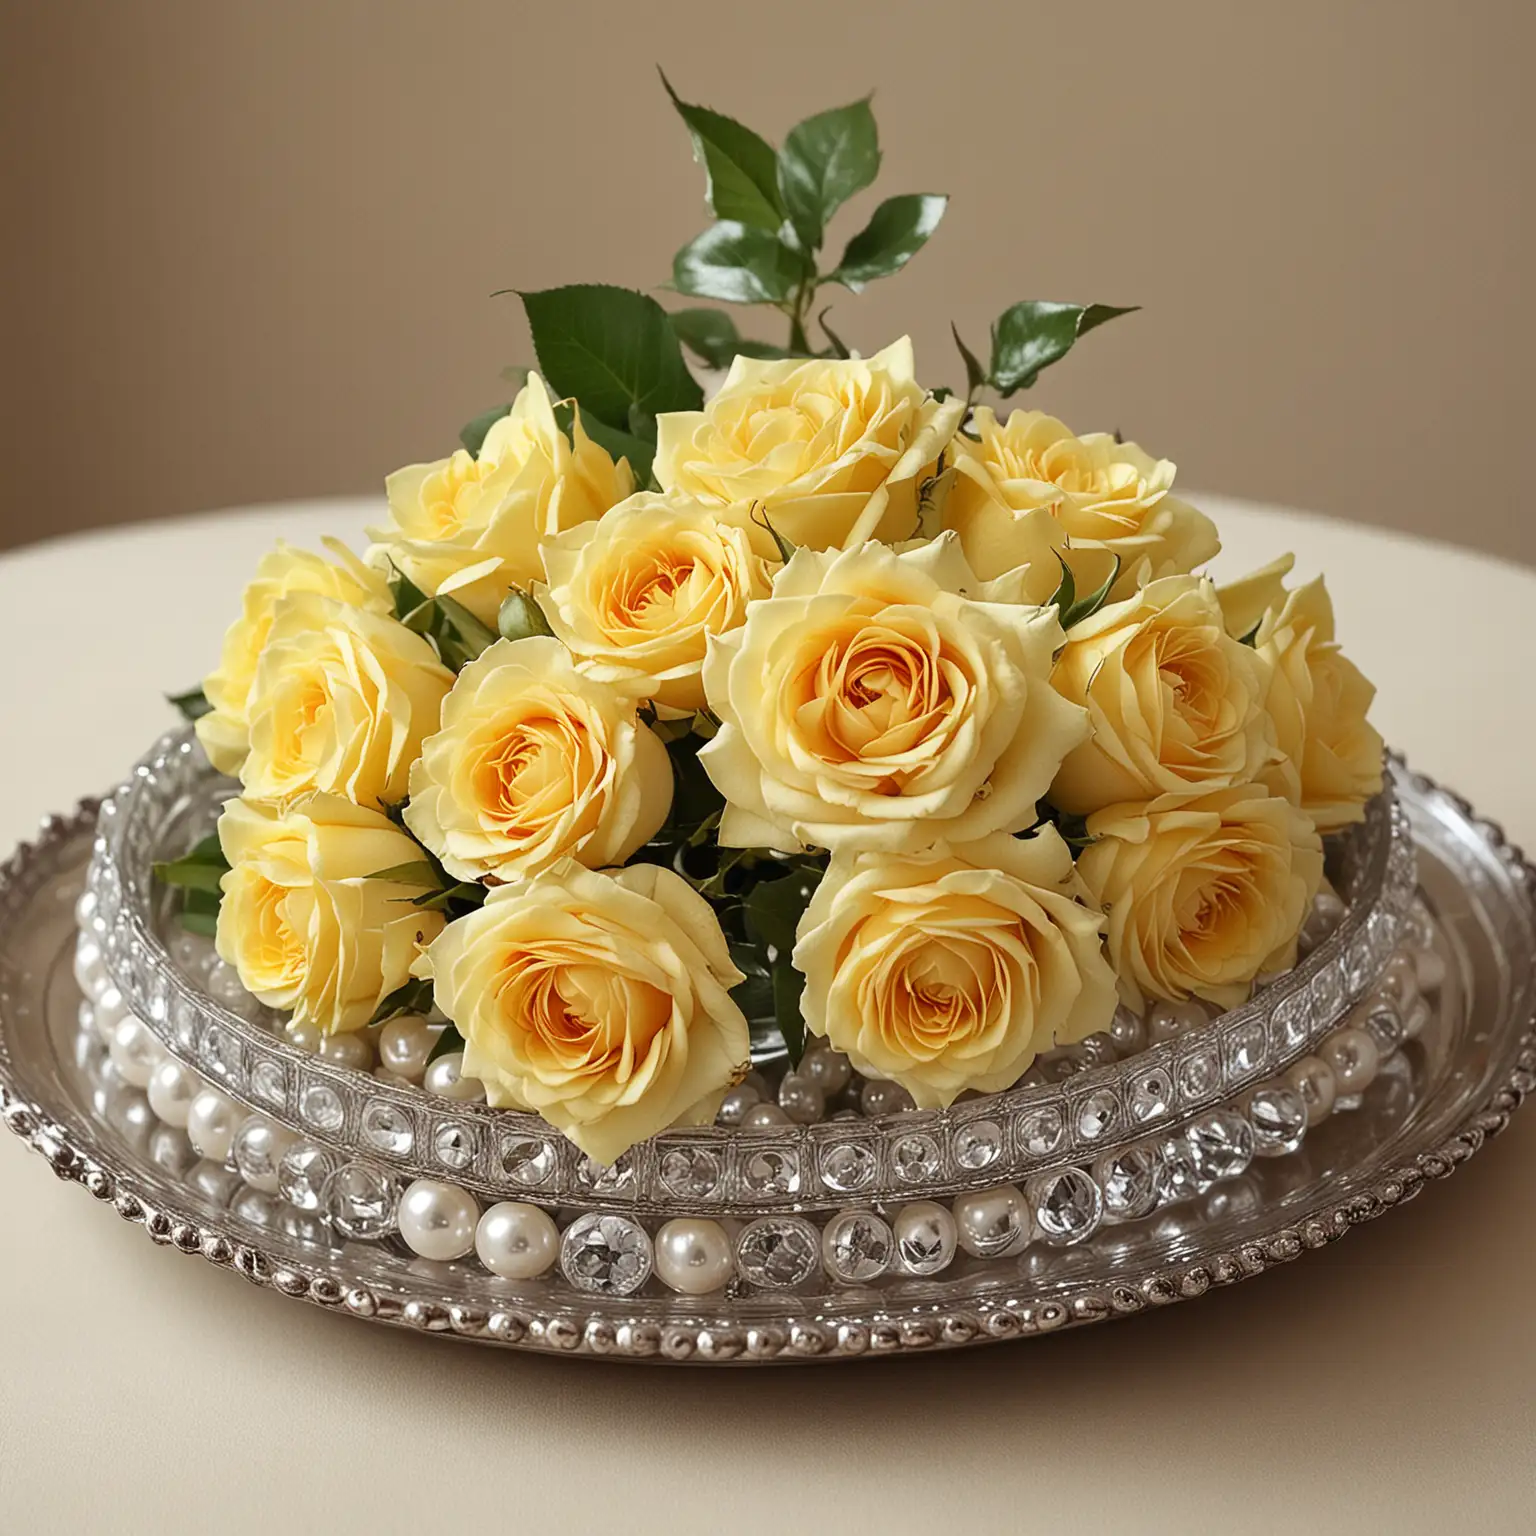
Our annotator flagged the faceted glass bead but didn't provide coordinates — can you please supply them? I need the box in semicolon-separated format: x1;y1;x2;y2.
249;1056;287;1109
1224;1018;1268;1081
277;1141;339;1212
299;1080;344;1135
1177;1042;1222;1105
198;1023;243;1086
499;1135;556;1187
1247;1084;1308;1156
1159;1134;1202;1201
432;1120;477;1172
1094;1145;1163;1220
1272;993;1312;1051
894;1201;957;1275
821;1209;894;1282
1073;1088;1120;1144
232;1119;284;1187
1362;1004;1406;1055
819;1140;877;1195
1016;1103;1066;1157
1345;932;1375;993
953;1119;1003;1171
741;1146;800;1197
1030;1167;1102;1245
361;1100;415;1158
659;1145;722;1200
889;1131;942;1183
323;1162;400;1240
1128;1067;1173;1124
1186;1109;1255;1184
736;1217;820;1289
1312;961;1344;1021
576;1151;633;1196
560;1212;653;1296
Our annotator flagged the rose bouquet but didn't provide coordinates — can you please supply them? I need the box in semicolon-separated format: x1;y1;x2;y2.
159;79;1383;1168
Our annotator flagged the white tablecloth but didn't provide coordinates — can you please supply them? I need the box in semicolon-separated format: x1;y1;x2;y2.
1;497;1533;1533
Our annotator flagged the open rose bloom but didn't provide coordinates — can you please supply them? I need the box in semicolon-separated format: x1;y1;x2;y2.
188;339;1382;1168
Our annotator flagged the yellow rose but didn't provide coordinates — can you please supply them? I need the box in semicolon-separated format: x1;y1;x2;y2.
700;536;1088;854
1049;573;1276;815
215;793;444;1035
195;539;391;776
424;860;750;1164
536;490;776;716
654;337;966;550
945;409;1219;593
241;592;453;810
1218;557;1383;833
1076;786;1324;1011
369;374;634;627
793;827;1117;1108
404;636;672;883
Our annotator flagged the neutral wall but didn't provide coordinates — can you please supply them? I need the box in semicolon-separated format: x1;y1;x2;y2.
1;0;1531;563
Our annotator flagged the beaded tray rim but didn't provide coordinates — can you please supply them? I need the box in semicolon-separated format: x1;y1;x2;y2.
1;759;1532;1363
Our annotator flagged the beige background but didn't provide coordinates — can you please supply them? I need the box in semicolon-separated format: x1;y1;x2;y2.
1;0;1532;563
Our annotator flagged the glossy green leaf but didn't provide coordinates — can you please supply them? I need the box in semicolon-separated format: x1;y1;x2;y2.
672;223;809;305
772;964;807;1066
660;71;784;230
459;404;510;456
497;589;554;643
669;307;742;370
520;285;702;431
776;97;881;250
728;944;775;1027
154;835;230;893
989;301;1139;395
167;685;212;722
744;866;821;961
369;977;435;1028
1059;554;1122;629
180;909;220;938
828;193;946;293
553;398;655;484
426;1021;467;1066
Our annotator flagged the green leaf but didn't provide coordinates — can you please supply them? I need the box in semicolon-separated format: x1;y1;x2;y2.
660;71;784;231
426;1021;467;1067
1060;554;1122;629
520;285;702;433
369;978;435;1028
728;943;775;1026
672;223;809;306
989;301;1139;395
498;589;554;643
744;867;821;960
776;97;881;251
459;404;510;456
386;559;430;624
669;307;742;370
734;339;801;360
828;193;947;292
552;398;655;484
180;909;220;937
167;685;212;722
364;861;441;887
772;963;807;1066
154;835;230;893
951;322;987;398
406;881;486;913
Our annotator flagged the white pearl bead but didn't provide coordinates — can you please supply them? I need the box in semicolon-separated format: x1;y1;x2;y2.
800;1046;852;1095
1147;999;1207;1044
231;1117;296;1193
187;1088;240;1162
860;1079;915;1116
146;1058;199;1128
954;1184;1030;1257
108;1016;162;1088
422;1051;486;1101
399;1179;479;1262
1321;1027;1381;1094
654;1218;734;1294
1379;953;1419;1011
72;937;106;1001
319;1032;373;1071
75;888;99;931
716;1083;762;1125
742;1102;791;1128
93;984;131;1044
1107;1005;1147;1056
1415;944;1446;992
1285;1055;1338;1126
777;1073;825;1124
475;1202;559;1279
286;1019;322;1054
377;1015;438;1079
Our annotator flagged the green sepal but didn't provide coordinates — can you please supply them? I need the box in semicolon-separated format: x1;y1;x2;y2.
425;1021;468;1067
749;504;797;564
1056;554;1122;629
363;860;441;888
167;686;213;722
951;322;987;399
368;977;435;1028
497;589;554;643
459;404;511;456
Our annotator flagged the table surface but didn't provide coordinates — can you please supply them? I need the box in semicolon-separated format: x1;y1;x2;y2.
1;496;1533;1535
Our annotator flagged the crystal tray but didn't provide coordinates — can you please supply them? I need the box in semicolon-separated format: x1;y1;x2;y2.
0;759;1531;1362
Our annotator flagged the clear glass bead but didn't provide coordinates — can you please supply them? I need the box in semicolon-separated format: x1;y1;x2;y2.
659;1145;722;1200
1030;1167;1102;1245
1186;1109;1255;1184
1128;1067;1173;1124
299;1080;344;1135
1247;1084;1308;1155
249;1056;286;1109
1362;1004;1405;1055
431;1120;477;1172
560;1212;653;1296
890;1131;942;1183
819;1140;877;1194
821;1209;894;1282
741;1146;800;1197
499;1135;556;1187
1016;1102;1066;1156
893;1201;958;1275
576;1151;634;1196
736;1217;820;1289
1224;1018;1267;1080
198;1023;243;1086
1312;961;1344;1020
1094;1145;1163;1219
277;1141;339;1212
1073;1087;1120;1143
1159;1134;1202;1201
361;1100;415;1158
953;1118;1003;1171
231;1117;288;1189
1177;1042;1222;1104
1272;993;1311;1050
323;1162;399;1240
